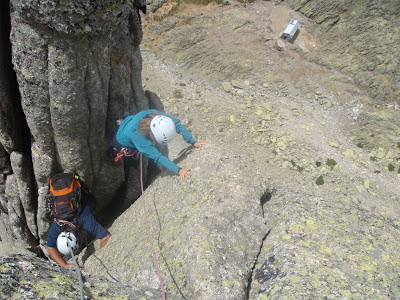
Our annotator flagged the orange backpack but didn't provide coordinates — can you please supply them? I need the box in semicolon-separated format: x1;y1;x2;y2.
48;173;83;221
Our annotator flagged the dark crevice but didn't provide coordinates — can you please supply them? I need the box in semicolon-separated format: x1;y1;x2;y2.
245;187;274;299
95;156;160;229
1;0;38;254
245;228;271;300
0;0;31;154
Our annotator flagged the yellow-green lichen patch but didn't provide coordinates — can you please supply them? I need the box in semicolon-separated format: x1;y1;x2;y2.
52;274;74;285
301;218;316;230
318;246;332;255
33;280;72;299
254;183;400;298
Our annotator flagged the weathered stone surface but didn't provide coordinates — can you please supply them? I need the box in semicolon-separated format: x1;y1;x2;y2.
143;3;273;82
9;152;37;240
145;0;399;103
140;2;400;295
288;0;400;103
1;0;399;298
1;0;150;252
249;188;400;299
0;254;161;299
83;143;268;299
0;1;24;155
4;174;37;252
145;89;165;111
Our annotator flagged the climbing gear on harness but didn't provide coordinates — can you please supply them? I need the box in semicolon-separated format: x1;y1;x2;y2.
114;148;140;162
108;133;140;166
55;219;79;232
57;231;78;256
109;147;140;166
48;173;83;221
150;115;176;145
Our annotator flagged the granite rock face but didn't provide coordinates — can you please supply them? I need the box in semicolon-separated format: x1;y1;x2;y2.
82;143;269;299
140;1;400;298
289;0;400;104
0;254;161;299
249;188;400;299
1;0;151;254
144;0;399;104
1;0;400;298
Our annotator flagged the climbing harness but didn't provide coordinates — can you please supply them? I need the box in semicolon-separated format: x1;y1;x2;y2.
139;152;166;299
55;218;79;231
113;148;140;162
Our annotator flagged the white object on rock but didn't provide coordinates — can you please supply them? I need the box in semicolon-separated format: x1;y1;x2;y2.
281;19;300;40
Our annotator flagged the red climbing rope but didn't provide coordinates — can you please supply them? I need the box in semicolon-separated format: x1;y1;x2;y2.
139;152;166;299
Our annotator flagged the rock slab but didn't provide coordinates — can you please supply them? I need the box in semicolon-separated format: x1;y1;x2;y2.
83;143;269;299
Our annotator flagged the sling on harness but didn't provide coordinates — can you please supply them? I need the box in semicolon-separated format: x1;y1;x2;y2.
113;148;140;162
108;133;140;166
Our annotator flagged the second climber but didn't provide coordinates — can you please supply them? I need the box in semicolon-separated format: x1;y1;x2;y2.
114;109;209;180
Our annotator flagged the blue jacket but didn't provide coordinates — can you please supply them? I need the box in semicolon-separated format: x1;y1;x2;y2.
116;109;196;174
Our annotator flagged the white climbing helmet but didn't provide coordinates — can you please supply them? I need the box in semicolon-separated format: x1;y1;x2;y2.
150;115;176;145
57;232;78;255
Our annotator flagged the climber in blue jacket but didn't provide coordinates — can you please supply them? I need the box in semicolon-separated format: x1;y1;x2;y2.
115;109;209;180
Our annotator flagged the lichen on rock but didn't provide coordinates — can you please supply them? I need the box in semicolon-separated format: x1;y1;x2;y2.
82;143;269;299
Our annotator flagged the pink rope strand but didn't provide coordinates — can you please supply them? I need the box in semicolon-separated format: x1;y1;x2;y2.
140;153;166;299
